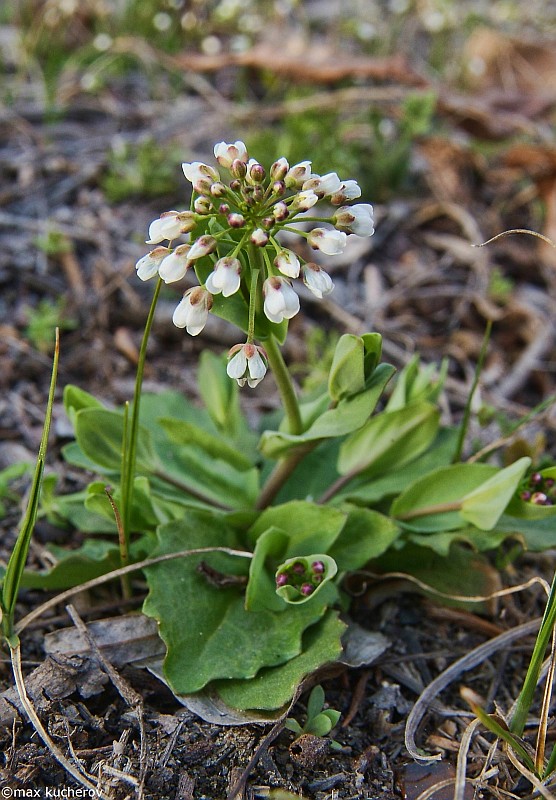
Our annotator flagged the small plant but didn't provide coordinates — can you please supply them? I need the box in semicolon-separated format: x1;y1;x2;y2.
102;137;183;202
285;685;342;749
5;141;556;727
23;297;76;354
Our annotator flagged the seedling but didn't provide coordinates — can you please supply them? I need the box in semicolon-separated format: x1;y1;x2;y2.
285;685;342;749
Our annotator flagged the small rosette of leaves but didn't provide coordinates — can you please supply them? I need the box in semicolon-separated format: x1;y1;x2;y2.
507;467;556;520
275;555;337;604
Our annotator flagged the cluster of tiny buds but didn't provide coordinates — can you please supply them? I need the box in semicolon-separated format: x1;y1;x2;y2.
135;140;375;387
275;559;326;597
519;472;556;506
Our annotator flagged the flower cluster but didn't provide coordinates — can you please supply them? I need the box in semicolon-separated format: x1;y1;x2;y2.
519;472;556;506
135;140;374;386
275;559;326;597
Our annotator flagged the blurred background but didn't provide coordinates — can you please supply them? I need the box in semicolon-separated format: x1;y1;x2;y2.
1;0;556;452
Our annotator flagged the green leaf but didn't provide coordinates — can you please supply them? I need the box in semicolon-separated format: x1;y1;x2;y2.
460;457;530;530
158;418;253;472
391;463;497;532
63;384;104;426
247;501;347;551
328;506;400;570
308;713;333;737
74;408;158;472
198;351;245;437
2;333;59;635
328;333;383;402
306;684;325;719
386;355;447;411
260;363;395;459
212;611;346;710
336;427;458;505
143;514;328;694
21;539;121;590
338;401;440;477
245;526;290;613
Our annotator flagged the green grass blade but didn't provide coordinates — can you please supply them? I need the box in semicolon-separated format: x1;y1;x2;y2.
510;573;556;736
2;330;60;642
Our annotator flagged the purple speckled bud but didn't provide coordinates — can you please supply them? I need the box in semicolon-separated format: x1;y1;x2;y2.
312;561;325;574
219;203;230;215
228;213;246;228
300;583;314;596
532;492;548;505
531;473;543;485
292;561;306;575
276;573;289;587
546;478;555;488
520;490;532;501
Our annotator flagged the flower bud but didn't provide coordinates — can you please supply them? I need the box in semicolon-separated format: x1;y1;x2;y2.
333;204;374;237
247;160;265;184
272;201;289;221
270;157;289;181
210;181;227;197
290;189;319;213
230;179;241;190
274;249;300;279
251;228;269;247
532;492;548;505
300;583;314;596
231;158;247;179
272;180;286;196
228;213;246;228
307;227;347;255
285;160;312;188
303;263;334;298
187;235;217;260
219;203;230;215
194;196;212;215
193;177;213;195
214;140;248;169
276;572;289;587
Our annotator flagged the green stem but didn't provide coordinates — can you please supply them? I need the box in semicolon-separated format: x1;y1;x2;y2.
453;319;492;463
121;277;163;545
249;243;302;435
394;500;462;521
264;335;303;436
256;443;316;510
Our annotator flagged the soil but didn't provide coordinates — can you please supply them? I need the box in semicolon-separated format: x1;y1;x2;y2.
2;10;556;799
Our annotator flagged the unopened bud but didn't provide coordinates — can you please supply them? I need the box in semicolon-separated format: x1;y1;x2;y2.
194;196;212;215
270;157;289;181
276;573;288;587
262;216;274;229
249;163;266;184
300;583;314;596
230;179;241;190
210;181;227;197
272;201;288;221
228;213;246;228
194;177;213;195
231;159;247;179
250;228;269;246
219;203;230;215
272;180;286;196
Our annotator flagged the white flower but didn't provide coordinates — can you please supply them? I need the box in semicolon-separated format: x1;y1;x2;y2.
285;160;312;188
303;263;334;298
182;161;220;185
302;172;342;197
187;235;217;260
172;287;213;335
213;140;248;168
307;227;347;255
135;247;170;281
263;277;300;323
330;180;361;205
158;244;192;283
270;157;289;181
227;343;268;388
274;249;300;279
290;189;319;212
333;204;374;237
205;256;241;297
146;211;194;244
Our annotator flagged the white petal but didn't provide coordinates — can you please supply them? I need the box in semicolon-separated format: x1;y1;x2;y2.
135;254;161;281
227;349;247;379
159;252;189;283
247;351;267;381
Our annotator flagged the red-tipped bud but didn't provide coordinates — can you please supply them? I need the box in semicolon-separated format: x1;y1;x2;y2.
228;213;246;228
300;583;314;596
